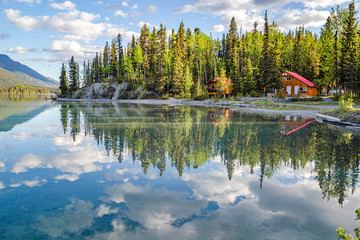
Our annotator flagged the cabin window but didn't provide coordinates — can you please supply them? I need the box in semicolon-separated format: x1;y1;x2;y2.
282;77;287;81
286;77;291;81
212;85;215;90
299;87;307;92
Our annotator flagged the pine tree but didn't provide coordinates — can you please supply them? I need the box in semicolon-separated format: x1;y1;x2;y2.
116;33;124;81
148;27;158;90
244;58;256;94
293;26;305;74
339;2;358;95
260;10;272;87
173;22;186;95
103;41;110;79
226;17;239;73
157;24;168;93
110;39;118;80
133;44;144;86
269;27;283;90
226;17;240;91
68;56;79;94
184;65;193;99
59;63;68;97
319;16;335;93
140;23;150;80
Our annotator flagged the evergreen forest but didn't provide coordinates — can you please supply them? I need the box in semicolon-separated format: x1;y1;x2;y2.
0;85;50;94
59;3;360;99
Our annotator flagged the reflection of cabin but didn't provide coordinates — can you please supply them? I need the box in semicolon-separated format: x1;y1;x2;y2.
263;71;318;97
280;115;314;135
207;108;230;124
207;78;232;97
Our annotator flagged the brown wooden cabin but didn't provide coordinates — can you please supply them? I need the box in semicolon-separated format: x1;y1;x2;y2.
279;115;314;135
207;78;233;97
263;71;318;97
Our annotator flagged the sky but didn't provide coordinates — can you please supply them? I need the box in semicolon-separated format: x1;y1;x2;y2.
0;0;356;81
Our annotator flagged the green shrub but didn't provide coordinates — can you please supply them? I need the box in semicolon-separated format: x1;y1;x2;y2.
291;96;300;102
161;94;169;100
310;96;323;101
337;209;360;240
250;90;257;97
264;98;274;107
275;91;285;99
339;95;354;113
185;92;192;100
237;93;244;98
193;92;209;100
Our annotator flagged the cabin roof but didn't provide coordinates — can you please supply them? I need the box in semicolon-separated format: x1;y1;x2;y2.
284;71;316;87
285;120;314;135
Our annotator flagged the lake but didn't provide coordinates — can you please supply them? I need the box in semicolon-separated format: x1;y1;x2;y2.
0;95;359;239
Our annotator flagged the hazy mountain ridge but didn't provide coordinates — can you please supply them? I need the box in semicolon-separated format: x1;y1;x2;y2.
0;54;58;88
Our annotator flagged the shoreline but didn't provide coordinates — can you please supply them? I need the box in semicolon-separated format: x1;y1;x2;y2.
55;97;319;117
55;97;360;131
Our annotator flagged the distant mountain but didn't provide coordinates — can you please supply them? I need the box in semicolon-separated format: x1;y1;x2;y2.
0;95;54;131
0;54;58;88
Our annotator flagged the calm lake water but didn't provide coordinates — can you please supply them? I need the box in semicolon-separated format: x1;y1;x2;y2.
0;95;360;240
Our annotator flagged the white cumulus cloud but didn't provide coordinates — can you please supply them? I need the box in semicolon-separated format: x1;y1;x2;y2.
278;9;330;30
4;9;40;31
301;0;349;9
210;24;225;32
50;1;76;11
4;9;137;43
7;47;30;54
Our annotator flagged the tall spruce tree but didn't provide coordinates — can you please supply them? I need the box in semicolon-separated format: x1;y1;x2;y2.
116;33;124;81
140;24;151;80
68;56;79;94
226;17;240;91
59;63;68;97
339;2;358;95
319;16;335;93
260;10;273;87
173;22;186;95
157;24;168;93
110;39;118;79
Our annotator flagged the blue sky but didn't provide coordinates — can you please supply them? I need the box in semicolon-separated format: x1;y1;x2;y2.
0;0;356;81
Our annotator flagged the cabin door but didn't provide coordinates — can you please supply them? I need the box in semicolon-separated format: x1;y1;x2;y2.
286;86;292;95
294;86;299;95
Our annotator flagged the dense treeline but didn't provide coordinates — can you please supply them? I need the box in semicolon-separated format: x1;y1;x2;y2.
0;85;50;94
60;103;360;205
60;3;360;99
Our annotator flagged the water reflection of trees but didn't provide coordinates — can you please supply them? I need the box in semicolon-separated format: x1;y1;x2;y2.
60;103;360;205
